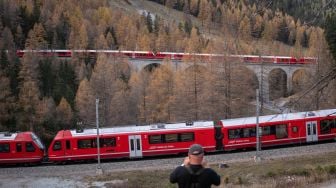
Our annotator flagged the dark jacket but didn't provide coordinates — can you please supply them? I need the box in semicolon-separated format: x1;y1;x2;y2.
170;164;221;188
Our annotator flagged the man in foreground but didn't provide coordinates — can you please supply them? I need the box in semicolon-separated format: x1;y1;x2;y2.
170;144;221;188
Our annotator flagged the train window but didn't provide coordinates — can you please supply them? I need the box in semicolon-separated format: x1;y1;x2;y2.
261;126;276;136
136;139;141;150
0;143;10;153
78;139;95;149
16;143;22;152
243;128;256;138
331;119;336;128
66;140;71;150
101;138;116;147
180;132;194;142
26;142;35;152
243;129;249;137
53;141;62;151
149;135;162;144
165;134;178;143
247;128;256;137
229;128;256;139
31;132;44;150
292;126;298;133
261;126;270;136
228;129;236;139
130;139;134;151
320;120;332;134
275;124;288;139
313;123;317;134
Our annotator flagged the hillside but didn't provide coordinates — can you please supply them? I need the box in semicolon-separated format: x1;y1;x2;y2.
0;0;335;142
245;0;336;26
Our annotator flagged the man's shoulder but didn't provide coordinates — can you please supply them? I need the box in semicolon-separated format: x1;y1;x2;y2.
202;168;220;175
173;166;190;174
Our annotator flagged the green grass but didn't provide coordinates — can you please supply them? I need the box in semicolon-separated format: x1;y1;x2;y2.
87;151;336;188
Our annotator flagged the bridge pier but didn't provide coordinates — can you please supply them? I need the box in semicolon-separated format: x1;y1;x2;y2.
287;72;293;95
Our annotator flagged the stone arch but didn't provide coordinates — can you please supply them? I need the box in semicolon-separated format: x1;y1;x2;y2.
291;69;311;94
232;66;259;101
269;68;288;100
143;63;161;72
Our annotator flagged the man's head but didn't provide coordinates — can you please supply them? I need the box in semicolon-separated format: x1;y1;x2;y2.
188;144;204;164
188;144;204;155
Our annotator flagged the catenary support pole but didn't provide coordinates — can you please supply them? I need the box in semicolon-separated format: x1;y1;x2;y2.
255;89;261;162
96;98;103;174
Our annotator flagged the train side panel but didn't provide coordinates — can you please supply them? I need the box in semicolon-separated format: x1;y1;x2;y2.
140;127;216;157
48;132;131;162
0;132;44;165
318;116;336;141
221;110;336;151
48;122;218;162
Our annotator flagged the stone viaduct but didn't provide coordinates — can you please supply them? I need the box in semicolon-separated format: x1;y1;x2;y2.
127;58;315;103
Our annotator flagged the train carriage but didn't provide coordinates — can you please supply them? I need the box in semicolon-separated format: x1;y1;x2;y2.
0;132;45;165
219;109;336;151
48;121;220;162
15;50;317;65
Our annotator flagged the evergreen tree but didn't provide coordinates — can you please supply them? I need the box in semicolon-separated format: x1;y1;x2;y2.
277;18;289;44
17;5;33;40
153;15;161;35
325;13;336;62
38;59;55;97
0;50;9;73
146;12;153;33
0;72;15;130
18;53;41;131
57;12;71;49
1;27;15;51
15;25;25;49
8;57;21;97
54;61;77;108
32;0;41;23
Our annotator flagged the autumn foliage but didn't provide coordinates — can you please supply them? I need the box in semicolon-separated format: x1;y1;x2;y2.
0;0;335;142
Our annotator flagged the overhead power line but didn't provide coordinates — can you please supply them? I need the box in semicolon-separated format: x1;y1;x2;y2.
284;66;336;109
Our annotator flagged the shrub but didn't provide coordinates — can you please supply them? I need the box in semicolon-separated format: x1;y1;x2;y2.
288;168;310;177
237;176;243;185
266;171;276;178
224;177;229;184
325;165;336;174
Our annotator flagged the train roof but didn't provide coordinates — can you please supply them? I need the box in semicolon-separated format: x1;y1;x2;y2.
0;132;17;141
221;108;336;127
0;132;33;141
54;121;214;139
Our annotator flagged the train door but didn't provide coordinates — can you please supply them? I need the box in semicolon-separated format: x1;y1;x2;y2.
64;140;71;156
15;142;23;159
306;121;318;142
214;125;223;150
128;135;142;158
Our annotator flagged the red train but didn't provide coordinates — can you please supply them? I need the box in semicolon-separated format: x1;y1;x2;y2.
15;50;317;64
220;109;336;150
0;132;45;164
1;108;335;165
48;121;216;162
48;108;336;163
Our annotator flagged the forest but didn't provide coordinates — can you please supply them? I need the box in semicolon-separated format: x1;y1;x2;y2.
0;0;335;143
